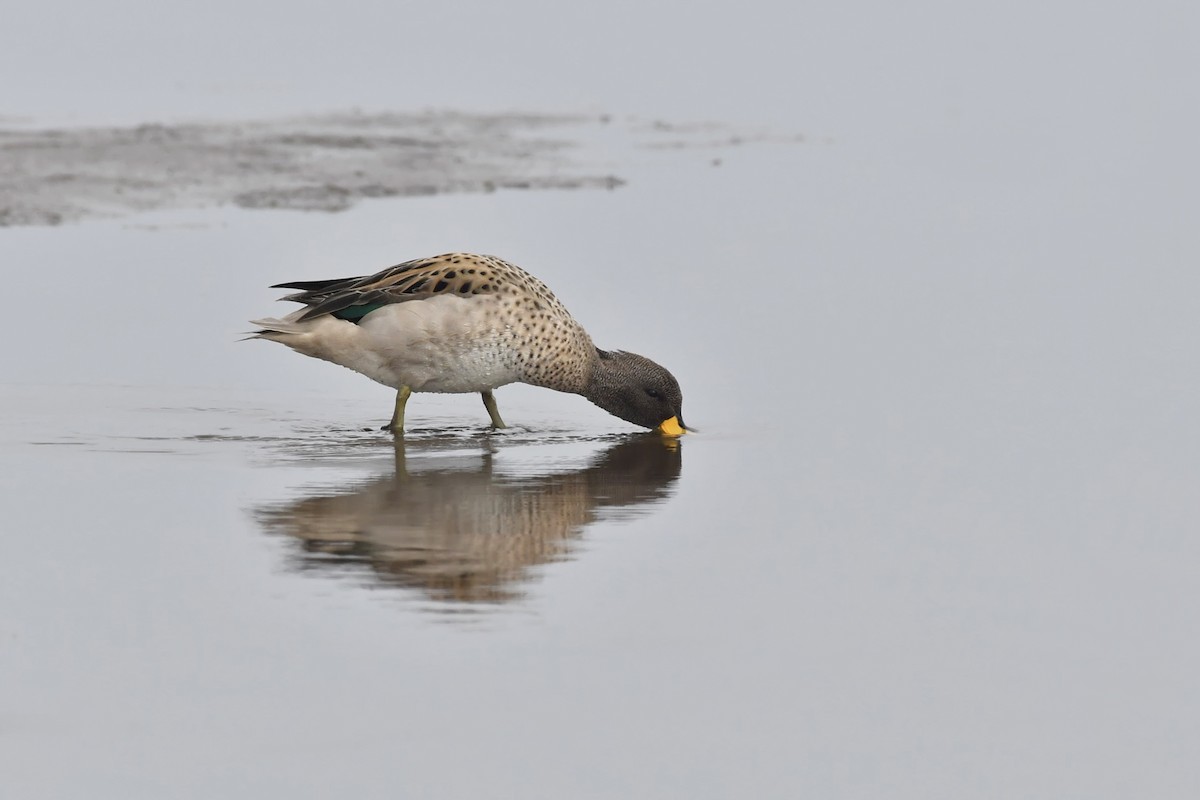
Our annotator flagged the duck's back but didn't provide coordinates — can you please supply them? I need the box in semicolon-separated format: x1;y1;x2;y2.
256;253;597;394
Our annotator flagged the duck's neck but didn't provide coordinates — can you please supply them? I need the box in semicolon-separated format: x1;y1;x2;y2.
517;324;598;394
580;348;624;409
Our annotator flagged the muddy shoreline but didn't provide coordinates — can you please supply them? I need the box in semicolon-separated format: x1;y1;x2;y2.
0;111;631;226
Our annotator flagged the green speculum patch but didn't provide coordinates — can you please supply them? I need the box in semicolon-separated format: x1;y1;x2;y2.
333;304;385;323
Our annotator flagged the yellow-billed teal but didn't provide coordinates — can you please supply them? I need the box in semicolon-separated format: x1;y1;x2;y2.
250;253;687;434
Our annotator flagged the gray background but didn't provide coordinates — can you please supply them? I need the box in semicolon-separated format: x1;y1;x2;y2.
2;1;1198;797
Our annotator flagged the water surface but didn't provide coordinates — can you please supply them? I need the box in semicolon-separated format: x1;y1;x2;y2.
3;2;1199;797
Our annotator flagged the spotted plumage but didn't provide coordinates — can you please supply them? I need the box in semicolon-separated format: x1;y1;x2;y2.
250;253;687;434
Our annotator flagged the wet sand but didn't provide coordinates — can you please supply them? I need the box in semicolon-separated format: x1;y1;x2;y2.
0;111;797;227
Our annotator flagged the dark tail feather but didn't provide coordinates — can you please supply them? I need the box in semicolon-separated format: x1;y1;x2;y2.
271;276;361;292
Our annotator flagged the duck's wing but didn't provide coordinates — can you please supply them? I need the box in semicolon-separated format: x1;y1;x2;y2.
272;253;506;323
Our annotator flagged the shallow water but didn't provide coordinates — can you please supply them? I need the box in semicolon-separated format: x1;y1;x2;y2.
4;2;1200;797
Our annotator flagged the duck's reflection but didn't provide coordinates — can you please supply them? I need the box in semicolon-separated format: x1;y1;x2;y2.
256;435;682;605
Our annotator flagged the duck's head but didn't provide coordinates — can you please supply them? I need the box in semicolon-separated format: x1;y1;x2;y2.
586;350;689;436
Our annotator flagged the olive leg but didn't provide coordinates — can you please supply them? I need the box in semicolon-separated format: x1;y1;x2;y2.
481;390;507;429
382;386;412;432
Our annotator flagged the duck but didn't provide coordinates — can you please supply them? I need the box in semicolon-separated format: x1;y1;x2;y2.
250;253;688;435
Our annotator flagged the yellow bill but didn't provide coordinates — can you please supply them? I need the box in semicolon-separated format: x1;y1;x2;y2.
656;416;687;437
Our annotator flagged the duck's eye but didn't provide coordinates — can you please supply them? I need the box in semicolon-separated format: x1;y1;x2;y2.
646;388;662;400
